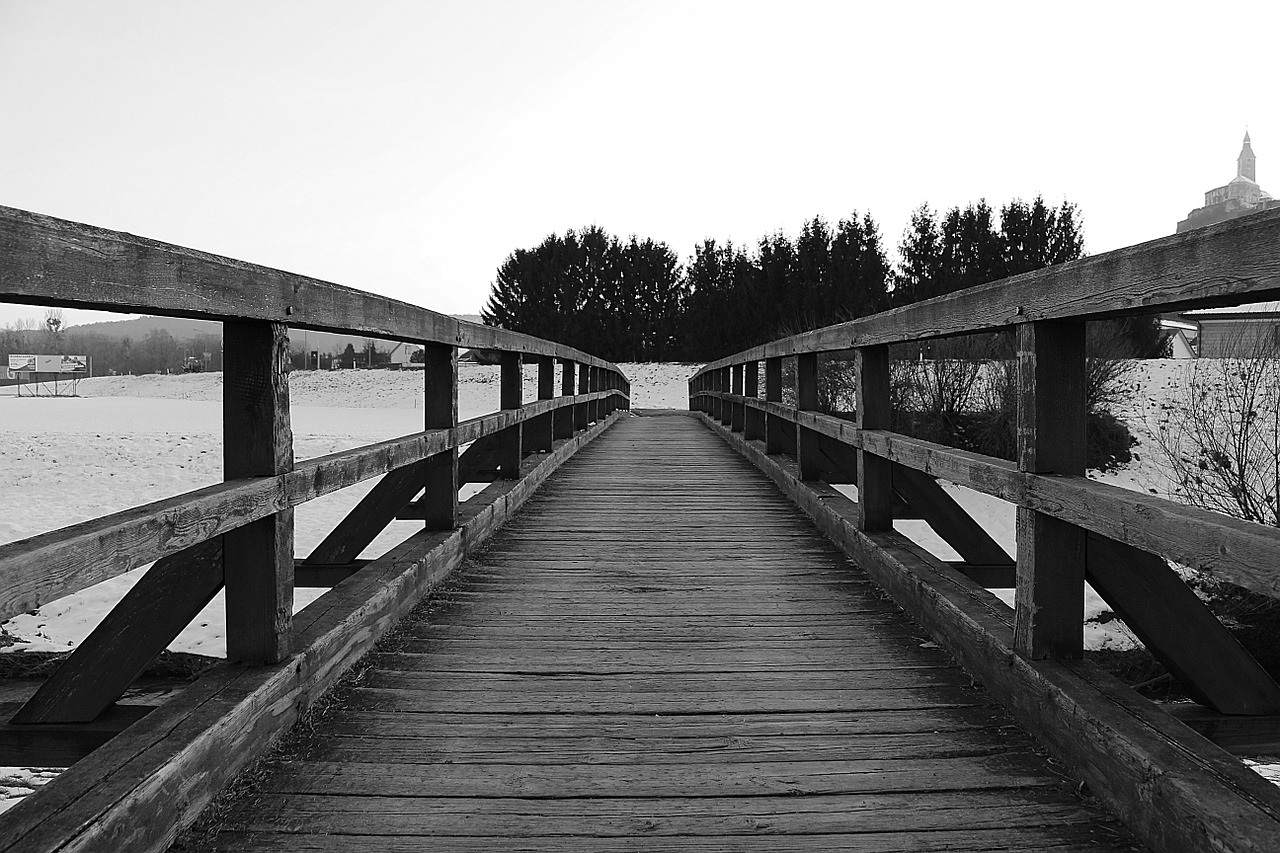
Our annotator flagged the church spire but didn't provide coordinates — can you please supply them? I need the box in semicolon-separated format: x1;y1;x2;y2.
1239;131;1256;182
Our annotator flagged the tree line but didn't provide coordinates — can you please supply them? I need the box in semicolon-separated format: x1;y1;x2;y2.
482;196;1164;363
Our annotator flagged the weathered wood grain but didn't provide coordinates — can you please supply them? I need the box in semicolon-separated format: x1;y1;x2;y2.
0;205;627;372
10;541;224;725
698;410;1280;853
185;415;1133;853
222;320;295;664
692;205;1280;369
0;394;617;624
0;414;625;853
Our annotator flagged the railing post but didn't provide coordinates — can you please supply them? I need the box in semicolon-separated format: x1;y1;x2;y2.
744;360;763;441
588;366;601;423
731;363;745;432
719;367;732;426
764;357;784;454
855;345;892;531
1015;321;1086;660
499;351;523;478
556;358;575;439
576;361;589;430
797;352;820;480
223;320;294;664
420;342;458;529
528;355;554;453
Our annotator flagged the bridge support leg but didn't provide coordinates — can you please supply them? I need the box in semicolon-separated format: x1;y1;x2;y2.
420;343;458;529
855;346;893;531
525;355;554;453
556;359;575;439
223;320;295;664
764;357;785;454
1014;321;1086;660
500;352;523;477
744;360;764;440
797;353;821;480
731;363;745;432
576;361;589;431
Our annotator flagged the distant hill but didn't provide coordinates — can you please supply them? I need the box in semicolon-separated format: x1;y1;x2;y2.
67;313;485;354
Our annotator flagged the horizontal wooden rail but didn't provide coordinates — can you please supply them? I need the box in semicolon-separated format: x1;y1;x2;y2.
0;389;625;622
694;392;1280;599
694;207;1280;371
0;205;622;370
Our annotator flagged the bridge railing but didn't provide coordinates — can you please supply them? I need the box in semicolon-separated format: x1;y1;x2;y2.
0;204;628;851
687;208;1280;852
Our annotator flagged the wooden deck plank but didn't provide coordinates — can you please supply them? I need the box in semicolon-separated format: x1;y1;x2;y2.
184;414;1136;852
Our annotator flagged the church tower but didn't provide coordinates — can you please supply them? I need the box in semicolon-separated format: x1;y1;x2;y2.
1239;131;1257;181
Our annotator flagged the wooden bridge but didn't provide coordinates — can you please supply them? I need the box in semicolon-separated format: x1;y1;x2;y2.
1;205;1280;852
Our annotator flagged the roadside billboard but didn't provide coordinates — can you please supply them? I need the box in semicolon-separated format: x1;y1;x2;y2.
7;354;88;373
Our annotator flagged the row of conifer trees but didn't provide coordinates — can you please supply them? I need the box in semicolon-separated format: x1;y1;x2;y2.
482;196;1163;364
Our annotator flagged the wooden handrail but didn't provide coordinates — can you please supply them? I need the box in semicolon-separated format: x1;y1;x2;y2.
687;208;1280;704
0;205;622;370
0;391;622;623
692;206;1280;372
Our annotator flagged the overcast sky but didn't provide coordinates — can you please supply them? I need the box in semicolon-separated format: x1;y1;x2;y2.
1;0;1275;331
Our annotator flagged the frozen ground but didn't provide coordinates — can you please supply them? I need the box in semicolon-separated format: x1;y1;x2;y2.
1;359;1276;807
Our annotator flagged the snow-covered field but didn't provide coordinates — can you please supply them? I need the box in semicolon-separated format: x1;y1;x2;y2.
1;359;1276;806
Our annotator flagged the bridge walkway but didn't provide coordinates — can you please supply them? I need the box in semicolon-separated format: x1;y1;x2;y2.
191;413;1137;851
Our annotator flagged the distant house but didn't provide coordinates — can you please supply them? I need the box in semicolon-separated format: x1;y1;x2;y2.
1182;302;1280;357
386;342;423;368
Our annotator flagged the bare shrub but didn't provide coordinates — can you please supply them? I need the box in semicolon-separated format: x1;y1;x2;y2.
1154;331;1280;527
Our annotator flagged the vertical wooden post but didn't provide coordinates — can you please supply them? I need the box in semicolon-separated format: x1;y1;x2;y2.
223;320;294;664
731;363;745;432
499;351;523;479
576;362;589;430
765;357;784;454
744;360;763;440
719;367;733;426
556;359;575;439
855;345;892;531
1015;321;1087;660
529;355;554;453
587;366;600;423
420;343;458;529
797;352;820;480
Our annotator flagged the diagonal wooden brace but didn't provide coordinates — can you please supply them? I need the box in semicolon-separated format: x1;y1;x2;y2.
11;540;225;724
1086;534;1280;715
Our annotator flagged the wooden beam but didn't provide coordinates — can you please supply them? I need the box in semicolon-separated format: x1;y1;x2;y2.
498;352;522;478
796;354;821;480
575;362;589;431
222;320;294;665
1167;706;1280;754
525;355;555;453
0;412;626;853
1085;533;1280;715
0;704;154;766
304;458;432;566
10;541;224;724
743;360;764;441
0;205;629;372
697;411;1280;853
892;464;1012;567
555;360;575;439
420;342;458;530
744;402;1280;601
730;363;745;432
691;206;1280;371
764;357;785;455
1015;321;1086;661
855;346;892;531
